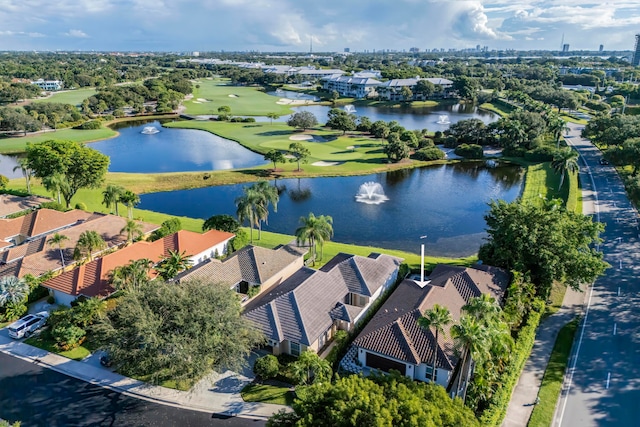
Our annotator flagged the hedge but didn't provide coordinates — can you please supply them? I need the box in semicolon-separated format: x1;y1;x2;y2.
478;298;545;427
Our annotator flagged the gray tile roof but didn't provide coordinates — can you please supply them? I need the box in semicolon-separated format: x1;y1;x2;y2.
353;264;509;370
176;244;306;286
244;252;403;346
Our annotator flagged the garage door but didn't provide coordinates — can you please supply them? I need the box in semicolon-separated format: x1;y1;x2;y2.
366;352;406;375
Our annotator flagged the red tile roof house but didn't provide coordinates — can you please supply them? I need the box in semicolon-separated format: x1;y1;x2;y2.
174;244;308;303
242;252;403;357
347;264;509;397
43;229;234;306
0;194;49;219
0;209;159;279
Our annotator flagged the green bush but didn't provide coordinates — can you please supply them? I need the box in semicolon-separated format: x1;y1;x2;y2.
414;147;445;161
253;354;281;380
51;322;85;350
0;302;27;322
454;143;484;159
247;285;261;298
502;146;526;157
443;135;458;148
75;120;102;130
478;298;544;426
47;296;55;304
74;202;87;211
39;201;67;212
243;117;256;123
524;146;560;162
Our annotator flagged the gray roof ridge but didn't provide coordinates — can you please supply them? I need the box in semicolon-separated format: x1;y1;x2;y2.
248;245;261;282
349;257;371;296
268;300;284;342
394;318;421;365
289;291;310;346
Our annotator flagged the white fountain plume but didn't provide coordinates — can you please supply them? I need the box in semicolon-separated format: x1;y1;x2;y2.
141;126;160;134
344;104;357;114
436;115;450;125
355;182;388;205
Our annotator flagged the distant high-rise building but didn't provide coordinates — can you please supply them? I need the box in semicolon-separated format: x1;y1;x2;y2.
599;44;604;52
633;34;640;66
409;47;420;53
562;44;570;53
344;48;350;53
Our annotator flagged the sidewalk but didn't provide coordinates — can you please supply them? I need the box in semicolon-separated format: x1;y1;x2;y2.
502;286;587;426
0;330;285;420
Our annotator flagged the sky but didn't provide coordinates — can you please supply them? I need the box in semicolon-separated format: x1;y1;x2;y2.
1;0;639;53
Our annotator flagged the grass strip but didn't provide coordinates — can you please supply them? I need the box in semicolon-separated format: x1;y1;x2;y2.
241;383;295;406
24;332;91;361
528;317;580;427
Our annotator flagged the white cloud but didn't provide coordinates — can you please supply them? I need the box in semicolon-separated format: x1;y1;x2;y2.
64;29;89;38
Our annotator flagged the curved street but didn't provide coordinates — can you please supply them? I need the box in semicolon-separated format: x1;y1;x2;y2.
0;352;265;427
554;124;640;426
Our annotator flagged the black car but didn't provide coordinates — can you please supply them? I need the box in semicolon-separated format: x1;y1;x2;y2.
99;352;112;367
599;158;609;165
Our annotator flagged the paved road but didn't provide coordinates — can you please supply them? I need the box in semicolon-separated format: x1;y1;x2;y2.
555;124;640;426
0;353;265;427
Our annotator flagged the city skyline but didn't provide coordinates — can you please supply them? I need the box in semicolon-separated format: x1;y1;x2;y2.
0;1;639;53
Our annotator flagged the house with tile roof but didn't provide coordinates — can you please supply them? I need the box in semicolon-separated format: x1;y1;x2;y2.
321;75;382;99
0;194;49;219
43;229;234;306
175;244;307;302
377;77;454;101
349;264;509;394
243;252;403;357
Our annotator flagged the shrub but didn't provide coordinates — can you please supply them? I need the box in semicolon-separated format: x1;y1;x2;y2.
414;147;445;161
242;117;256;123
47;296;55;304
230;117;243;122
454;143;484;159
443;135;458;148
418;137;435;148
247;285;261;298
253;354;281;380
502;146;526;157
0;302;27;322
75;120;102;130
51;323;86;350
74;202;87;211
39;201;67;212
524;146;560;162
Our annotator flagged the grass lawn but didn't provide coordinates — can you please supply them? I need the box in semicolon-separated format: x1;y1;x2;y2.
184;79;293;116
24;331;91;361
521;163;579;212
0;321;10;328
0;128;117;154
479;102;513;117
528;318;580;427
32;88;97;106
241;382;295;406
132;373;194;391
544;282;568;318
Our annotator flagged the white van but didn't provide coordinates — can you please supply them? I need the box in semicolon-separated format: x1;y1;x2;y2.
7;312;49;339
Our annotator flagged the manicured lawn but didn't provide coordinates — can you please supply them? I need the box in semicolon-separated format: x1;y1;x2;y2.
184;79;293;116
479;102;513;117
32;88;97;106
521;163;579;211
24;331;91;361
0;128;117;154
528;318;580;427
544;282;567;318
0;321;10;329
241;382;295;406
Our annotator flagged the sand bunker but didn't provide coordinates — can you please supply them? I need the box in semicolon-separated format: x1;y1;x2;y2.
276;98;311;105
312;161;344;166
228;94;239;98
196;98;210;102
192;101;202;104
289;134;327;142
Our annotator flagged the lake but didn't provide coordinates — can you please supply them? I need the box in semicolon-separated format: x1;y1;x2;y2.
138;162;523;257
90;120;267;173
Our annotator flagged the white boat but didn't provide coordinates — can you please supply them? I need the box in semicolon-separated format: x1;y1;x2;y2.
141;126;160;134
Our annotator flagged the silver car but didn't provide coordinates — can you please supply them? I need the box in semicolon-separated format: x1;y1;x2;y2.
7;312;49;339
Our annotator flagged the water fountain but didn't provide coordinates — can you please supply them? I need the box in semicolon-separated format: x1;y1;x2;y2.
355;182;389;205
275;88;284;95
344;104;357;114
141;126;160;134
436;114;450;125
485;159;497;168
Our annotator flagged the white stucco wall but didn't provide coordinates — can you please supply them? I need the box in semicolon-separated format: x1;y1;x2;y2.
52;290;76;307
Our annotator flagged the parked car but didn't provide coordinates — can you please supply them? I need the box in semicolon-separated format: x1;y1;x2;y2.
99;352;112;367
599;158;609;165
7;312;49;339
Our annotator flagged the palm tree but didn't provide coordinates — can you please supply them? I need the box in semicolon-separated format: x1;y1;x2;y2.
290;350;332;385
74;230;107;261
266;112;280;125
236;186;267;244
12;158;32;194
295;213;334;265
120;220;144;243
41;173;69;205
119;190;140;220
417;304;452;383
109;258;153;293
0;276;29;307
156;249;192;280
102;184;125;216
48;232;69;268
451;315;487;400
551;148;579;190
73;297;107;327
253;181;279;240
462;294;500;323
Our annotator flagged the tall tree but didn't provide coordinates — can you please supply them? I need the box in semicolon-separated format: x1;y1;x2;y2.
326;108;357;134
120;220;144;243
74;230;107;261
119;190;140;220
264;149;286;171
289;350;332;385
108;258;153;293
155;249;192;280
451;315;487;400
48;232;69;268
202;214;240;233
25;139;109;207
551;148;579;190
287;111;318;131
266;112;280;125
102;184;125;216
295;213;333;264
417;304;452;383
288;142;311;172
12;157;32;194
236;186;267;244
253;181;279;240
41;172;69;205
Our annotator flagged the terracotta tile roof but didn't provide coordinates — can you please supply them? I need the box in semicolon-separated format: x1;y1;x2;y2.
0;208;93;242
353;264;510;371
176;244;307;286
43;229;235;298
243;253;403;346
0;195;49;218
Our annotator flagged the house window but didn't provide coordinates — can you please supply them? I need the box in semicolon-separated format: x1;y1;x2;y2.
290;341;300;357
